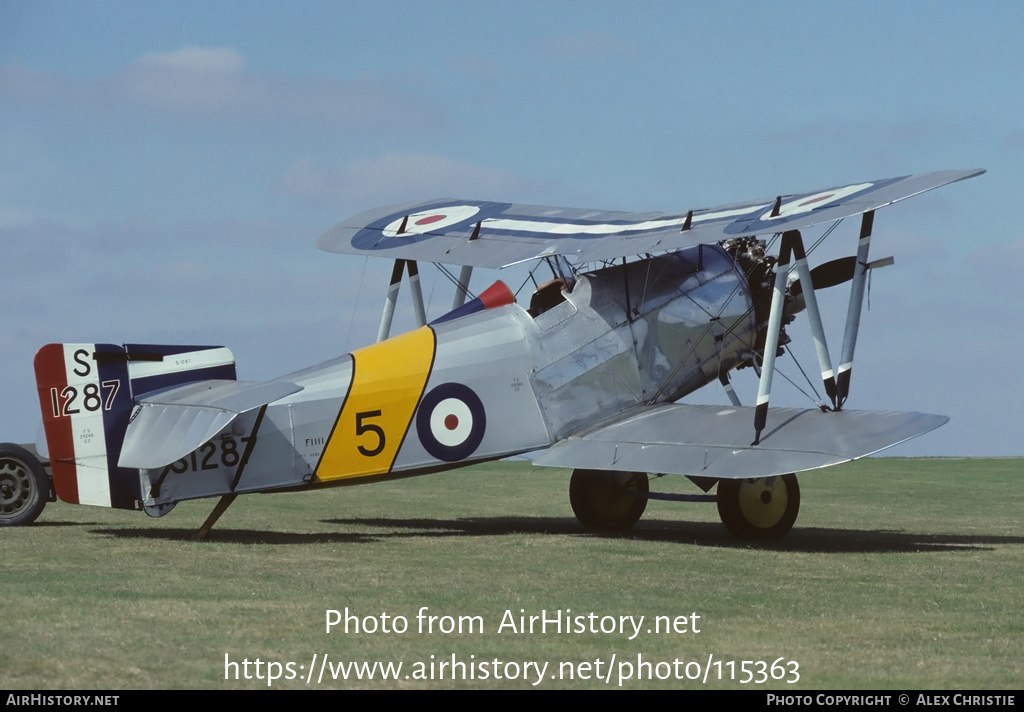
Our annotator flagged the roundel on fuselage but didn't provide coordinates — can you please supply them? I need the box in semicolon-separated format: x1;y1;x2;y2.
416;383;486;462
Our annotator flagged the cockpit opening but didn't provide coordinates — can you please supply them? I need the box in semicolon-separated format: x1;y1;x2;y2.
528;278;569;318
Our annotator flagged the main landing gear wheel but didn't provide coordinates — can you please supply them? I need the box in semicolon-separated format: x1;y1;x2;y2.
0;443;48;527
570;469;648;531
716;474;799;540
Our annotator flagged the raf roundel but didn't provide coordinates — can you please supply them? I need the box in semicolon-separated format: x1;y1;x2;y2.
761;182;874;221
382;205;481;238
416;383;486;462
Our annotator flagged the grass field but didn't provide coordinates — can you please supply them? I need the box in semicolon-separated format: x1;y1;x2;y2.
2;458;1021;690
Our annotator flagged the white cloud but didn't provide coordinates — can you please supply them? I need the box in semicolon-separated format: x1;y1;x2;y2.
1;48;444;130
278;154;531;208
138;47;245;74
118;47;251;112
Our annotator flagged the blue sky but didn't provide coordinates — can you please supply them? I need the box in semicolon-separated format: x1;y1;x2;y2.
1;1;1021;455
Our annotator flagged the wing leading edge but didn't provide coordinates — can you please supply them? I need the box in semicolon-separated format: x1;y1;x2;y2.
532;404;948;479
319;169;984;268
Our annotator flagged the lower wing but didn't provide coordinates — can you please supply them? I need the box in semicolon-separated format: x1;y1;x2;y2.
533;404;947;478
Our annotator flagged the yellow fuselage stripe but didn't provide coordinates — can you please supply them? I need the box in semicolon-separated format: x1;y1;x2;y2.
316;326;436;481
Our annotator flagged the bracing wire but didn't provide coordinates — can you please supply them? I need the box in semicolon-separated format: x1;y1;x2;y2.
807;219;842;255
425;261;441;318
649;222;842;405
435;263;476;301
513;271;538;299
342;256;370;352
783;345;827;409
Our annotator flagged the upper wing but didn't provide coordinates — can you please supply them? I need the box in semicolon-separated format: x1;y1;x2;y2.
532;404;948;479
319;169;984;268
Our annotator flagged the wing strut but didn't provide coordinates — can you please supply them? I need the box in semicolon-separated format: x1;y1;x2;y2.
407;260;427;327
754;213;880;441
753;228;844;441
452;265;474;309
835;211;874;409
790;232;838;409
450;221;482;309
377;259;427;342
753;231;797;444
719;371;743;407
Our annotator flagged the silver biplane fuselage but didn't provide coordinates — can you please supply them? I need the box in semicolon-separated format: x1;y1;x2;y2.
136;245;752;510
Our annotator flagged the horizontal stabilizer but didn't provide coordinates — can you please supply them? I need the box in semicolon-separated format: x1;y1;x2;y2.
119;380;302;469
533;404;948;479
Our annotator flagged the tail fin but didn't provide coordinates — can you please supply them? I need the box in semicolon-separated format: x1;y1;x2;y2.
34;343;235;509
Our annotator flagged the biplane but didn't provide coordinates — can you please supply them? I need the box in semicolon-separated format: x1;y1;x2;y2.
3;168;983;540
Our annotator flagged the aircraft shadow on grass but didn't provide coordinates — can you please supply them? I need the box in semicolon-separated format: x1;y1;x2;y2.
28;520;110;529
93;517;1024;554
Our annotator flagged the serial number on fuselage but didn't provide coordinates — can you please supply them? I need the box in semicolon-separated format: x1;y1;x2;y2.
159;435;253;476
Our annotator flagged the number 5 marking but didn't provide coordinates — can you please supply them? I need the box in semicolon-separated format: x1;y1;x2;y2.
355;410;386;456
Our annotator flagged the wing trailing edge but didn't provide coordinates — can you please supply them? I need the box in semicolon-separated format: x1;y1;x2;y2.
118;380;302;470
532;404;948;478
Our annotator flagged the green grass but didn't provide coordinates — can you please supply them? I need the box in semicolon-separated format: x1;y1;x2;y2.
2;459;1021;689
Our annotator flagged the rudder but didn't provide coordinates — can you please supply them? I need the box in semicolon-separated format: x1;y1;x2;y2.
34;343;236;510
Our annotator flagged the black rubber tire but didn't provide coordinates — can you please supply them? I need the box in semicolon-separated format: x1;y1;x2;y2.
570;469;648;531
0;443;48;527
717;474;799;540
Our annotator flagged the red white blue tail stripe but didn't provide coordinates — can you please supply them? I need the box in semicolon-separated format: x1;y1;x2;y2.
34;343;236;509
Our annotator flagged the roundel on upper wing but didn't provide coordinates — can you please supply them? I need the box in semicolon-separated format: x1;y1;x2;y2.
760;183;874;221
416;383;486;462
723;181;878;235
382;205;481;238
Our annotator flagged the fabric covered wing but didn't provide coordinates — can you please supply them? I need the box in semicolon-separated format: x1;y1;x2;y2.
532;404;948;478
319;169;983;268
118;380;302;469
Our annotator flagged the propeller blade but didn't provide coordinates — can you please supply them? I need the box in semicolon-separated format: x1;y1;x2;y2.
790;256;857;296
